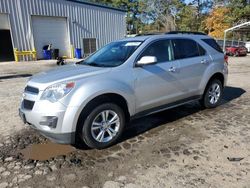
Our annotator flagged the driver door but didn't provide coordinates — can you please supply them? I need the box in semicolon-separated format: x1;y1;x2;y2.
133;39;183;113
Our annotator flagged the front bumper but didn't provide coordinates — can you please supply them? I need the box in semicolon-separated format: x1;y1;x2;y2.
19;108;75;144
19;92;79;144
39;130;75;144
19;106;76;144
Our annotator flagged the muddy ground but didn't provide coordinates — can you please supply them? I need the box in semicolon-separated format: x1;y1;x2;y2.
0;57;250;188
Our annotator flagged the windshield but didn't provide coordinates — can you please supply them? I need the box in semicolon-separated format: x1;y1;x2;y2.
80;41;142;67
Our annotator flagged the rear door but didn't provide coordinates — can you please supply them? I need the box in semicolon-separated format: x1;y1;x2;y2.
171;38;210;97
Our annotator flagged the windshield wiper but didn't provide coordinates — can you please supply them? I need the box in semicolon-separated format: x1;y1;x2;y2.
75;60;84;65
77;60;115;67
84;62;112;67
76;61;98;66
86;62;102;67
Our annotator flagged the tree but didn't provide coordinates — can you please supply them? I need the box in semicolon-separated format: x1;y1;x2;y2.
89;0;250;35
91;0;145;34
176;5;198;31
227;0;250;23
142;0;183;32
205;7;231;38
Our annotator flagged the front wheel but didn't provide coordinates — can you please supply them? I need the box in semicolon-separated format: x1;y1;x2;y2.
79;103;125;149
200;79;223;108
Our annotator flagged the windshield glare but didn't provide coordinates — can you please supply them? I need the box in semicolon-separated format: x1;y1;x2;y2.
81;41;142;67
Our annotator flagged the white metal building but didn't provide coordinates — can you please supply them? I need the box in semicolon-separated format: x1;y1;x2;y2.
0;0;126;61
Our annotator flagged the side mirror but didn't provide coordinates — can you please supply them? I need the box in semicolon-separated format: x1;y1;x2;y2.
136;56;157;66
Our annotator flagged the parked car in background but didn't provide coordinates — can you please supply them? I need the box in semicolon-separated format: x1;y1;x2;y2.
245;42;250;53
19;32;228;149
226;46;247;56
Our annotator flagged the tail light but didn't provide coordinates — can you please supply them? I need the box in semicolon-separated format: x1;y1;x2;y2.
224;54;228;64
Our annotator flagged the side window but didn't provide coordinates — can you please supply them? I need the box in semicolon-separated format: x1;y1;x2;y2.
172;39;205;59
202;38;223;53
198;44;206;56
139;40;174;63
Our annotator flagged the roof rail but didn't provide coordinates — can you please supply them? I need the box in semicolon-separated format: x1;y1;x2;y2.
135;32;165;36
166;31;207;35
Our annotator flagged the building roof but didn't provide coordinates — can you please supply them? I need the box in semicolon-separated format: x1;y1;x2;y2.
66;0;126;12
224;21;250;33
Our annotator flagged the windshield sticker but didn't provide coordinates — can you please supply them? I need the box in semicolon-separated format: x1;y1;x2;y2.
125;42;141;47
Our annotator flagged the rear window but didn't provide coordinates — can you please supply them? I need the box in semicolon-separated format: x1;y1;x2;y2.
202;39;223;53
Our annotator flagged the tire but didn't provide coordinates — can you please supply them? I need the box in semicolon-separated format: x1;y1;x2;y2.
200;79;223;109
78;103;125;149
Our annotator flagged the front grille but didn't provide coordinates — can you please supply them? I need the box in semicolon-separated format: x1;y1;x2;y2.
25;86;39;94
23;99;35;110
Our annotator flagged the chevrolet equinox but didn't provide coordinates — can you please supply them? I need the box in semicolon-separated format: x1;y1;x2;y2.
19;32;228;149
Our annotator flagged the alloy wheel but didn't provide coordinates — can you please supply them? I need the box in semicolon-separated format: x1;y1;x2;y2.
208;83;221;105
90;110;120;143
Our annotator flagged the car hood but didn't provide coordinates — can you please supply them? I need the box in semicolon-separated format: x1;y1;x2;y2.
28;64;111;90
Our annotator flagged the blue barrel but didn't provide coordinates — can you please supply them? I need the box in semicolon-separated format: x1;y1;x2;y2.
75;48;82;59
43;50;52;60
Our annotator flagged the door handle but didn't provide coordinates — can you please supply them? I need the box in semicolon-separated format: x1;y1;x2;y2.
168;66;176;72
201;59;209;64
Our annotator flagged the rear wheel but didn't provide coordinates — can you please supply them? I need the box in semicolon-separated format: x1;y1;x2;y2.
78;103;125;149
200;79;223;108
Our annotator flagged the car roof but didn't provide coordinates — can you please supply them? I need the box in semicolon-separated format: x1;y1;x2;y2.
120;33;212;42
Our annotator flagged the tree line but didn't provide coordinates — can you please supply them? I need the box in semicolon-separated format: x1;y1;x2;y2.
91;0;250;39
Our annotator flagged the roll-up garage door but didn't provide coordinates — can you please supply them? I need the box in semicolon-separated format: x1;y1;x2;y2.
32;16;70;59
0;13;14;62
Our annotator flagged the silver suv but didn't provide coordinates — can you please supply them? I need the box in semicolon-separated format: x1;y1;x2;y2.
19;32;228;149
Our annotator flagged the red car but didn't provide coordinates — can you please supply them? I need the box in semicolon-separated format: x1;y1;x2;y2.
226;46;247;56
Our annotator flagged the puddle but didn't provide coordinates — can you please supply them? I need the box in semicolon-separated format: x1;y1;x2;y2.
20;142;75;161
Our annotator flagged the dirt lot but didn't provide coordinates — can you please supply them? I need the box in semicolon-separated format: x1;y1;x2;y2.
0;56;250;188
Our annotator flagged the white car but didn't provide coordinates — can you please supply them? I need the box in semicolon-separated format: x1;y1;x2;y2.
245;42;250;53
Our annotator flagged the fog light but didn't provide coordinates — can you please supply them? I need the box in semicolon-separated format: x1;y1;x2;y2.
39;116;58;128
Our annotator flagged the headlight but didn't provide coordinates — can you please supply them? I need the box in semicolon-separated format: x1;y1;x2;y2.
40;82;75;103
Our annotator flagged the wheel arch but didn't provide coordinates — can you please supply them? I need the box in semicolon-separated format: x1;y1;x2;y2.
207;72;225;87
75;93;131;135
202;72;225;96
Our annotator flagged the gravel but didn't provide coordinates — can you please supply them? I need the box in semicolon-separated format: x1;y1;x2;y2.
1;171;11;176
4;157;14;162
124;183;141;188
0;182;8;188
103;181;121;188
62;173;77;182
46;175;57;181
116;176;127;183
0;167;5;173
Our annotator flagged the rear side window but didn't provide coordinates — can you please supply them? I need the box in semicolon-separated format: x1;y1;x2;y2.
198;44;206;56
202;39;223;53
172;39;206;60
139;39;174;63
